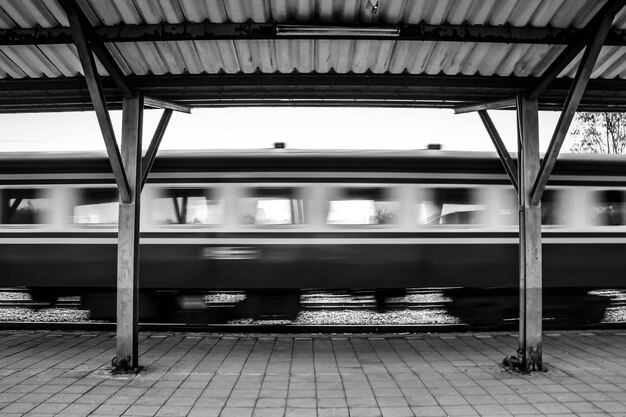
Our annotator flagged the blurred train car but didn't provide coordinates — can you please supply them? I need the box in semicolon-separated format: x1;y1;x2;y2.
1;150;625;326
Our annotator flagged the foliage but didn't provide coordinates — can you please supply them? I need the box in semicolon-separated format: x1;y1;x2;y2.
373;208;396;224
569;112;626;154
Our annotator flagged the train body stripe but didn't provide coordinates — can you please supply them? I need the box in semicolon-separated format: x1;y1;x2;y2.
2;170;626;185
2;237;626;245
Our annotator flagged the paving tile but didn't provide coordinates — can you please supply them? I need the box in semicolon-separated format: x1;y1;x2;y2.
195;397;227;407
377;397;408;407
251;408;285;417
411;406;448;417
187;405;221;417
155;405;192;416
318;407;350;417
123;404;160;416
29;401;69;414
433;394;469;406
0;401;38;413
285;407;316;417
256;398;285;408
564;401;605;413
472;404;511;415
463;394;498;405
1;332;626;417
441;405;479;416
91;403;131;415
56;402;99;416
318;388;346;398
16;393;53;403
105;394;143;405
226;397;256;407
404;395;437;407
594;401;626;413
379;406;414;416
319;397;348;408
46;392;83;403
220;407;254;417
533;402;575;414
503;403;540;414
164;396;196;406
286;397;316;408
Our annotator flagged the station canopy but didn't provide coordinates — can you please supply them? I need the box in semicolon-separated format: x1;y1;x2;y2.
1;0;626;113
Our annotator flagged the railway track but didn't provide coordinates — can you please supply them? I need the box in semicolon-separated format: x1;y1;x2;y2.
0;289;451;311
0;321;470;333
2;320;626;333
0;300;80;308
1;288;625;332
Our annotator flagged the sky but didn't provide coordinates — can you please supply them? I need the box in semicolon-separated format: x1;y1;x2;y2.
0;107;573;154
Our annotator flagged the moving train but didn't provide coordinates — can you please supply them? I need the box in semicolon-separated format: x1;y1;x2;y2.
1;149;625;326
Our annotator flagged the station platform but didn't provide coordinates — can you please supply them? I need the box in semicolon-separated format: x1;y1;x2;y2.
0;331;624;417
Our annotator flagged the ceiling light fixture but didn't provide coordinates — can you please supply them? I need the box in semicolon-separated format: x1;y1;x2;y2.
275;24;400;38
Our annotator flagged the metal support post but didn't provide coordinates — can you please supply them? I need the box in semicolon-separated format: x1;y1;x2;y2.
516;94;544;372
115;93;144;371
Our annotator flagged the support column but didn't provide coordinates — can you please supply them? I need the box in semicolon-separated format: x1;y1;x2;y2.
115;93;144;370
516;94;544;372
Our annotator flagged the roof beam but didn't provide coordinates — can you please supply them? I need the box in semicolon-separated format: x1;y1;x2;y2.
454;98;516;114
144;97;192;114
59;0;131;204
3;74;626;112
2;22;626;46
530;2;624;207
478;110;518;193
528;0;626;100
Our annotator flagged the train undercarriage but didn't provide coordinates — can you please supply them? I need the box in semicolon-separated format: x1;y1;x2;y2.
26;286;613;330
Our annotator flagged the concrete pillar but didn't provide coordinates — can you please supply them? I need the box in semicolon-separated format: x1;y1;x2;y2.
516;94;544;372
116;93;143;370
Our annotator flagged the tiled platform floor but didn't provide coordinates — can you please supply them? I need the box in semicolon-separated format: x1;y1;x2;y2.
0;330;625;416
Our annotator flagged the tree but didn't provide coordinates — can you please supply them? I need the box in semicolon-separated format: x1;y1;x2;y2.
569;112;626;154
373;208;396;224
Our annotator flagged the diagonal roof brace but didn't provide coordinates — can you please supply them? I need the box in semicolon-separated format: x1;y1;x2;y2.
59;0;131;203
57;0;133;100
478;110;518;193
529;1;626;207
528;0;626;100
58;0;192;202
141;109;173;191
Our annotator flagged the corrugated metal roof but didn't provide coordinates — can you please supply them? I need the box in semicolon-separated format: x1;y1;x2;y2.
1;0;625;80
2;0;624;29
0;38;617;79
0;0;625;111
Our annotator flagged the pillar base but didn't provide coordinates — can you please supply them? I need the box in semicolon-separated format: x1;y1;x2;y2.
502;349;547;373
111;356;143;374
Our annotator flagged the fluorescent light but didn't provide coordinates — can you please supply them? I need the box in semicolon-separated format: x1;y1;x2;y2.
275;25;400;38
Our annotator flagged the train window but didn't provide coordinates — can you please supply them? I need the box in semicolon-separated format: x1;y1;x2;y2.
240;187;304;225
72;189;118;224
1;189;50;224
327;188;398;225
541;190;568;225
419;188;485;225
591;190;626;226
498;190;518;226
152;188;222;225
